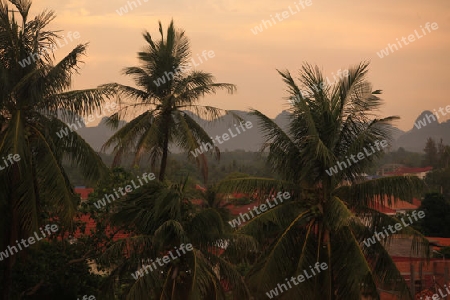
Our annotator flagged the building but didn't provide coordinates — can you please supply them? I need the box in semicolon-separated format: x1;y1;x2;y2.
369;196;421;216
74;186;94;201
384;167;433;180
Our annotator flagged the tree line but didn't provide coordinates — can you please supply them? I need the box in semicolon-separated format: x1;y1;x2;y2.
0;1;437;299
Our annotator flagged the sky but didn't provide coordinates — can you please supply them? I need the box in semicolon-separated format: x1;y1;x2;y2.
31;0;450;131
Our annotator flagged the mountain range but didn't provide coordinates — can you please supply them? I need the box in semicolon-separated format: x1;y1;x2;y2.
70;110;450;154
393;111;450;151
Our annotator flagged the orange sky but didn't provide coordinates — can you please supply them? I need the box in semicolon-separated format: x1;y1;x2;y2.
33;0;450;131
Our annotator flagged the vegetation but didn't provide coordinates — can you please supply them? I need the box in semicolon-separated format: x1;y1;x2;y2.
217;62;430;299
375;147;424;168
423;138;450;199
64;151;272;187
418;193;450;237
0;1;113;298
0;1;445;299
434;246;450;259
102;20;237;183
12;241;103;299
94;178;255;299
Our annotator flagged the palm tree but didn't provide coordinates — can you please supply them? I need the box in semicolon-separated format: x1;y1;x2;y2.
0;1;114;297
197;184;233;222
97;178;255;299
102;20;237;183
218;62;430;299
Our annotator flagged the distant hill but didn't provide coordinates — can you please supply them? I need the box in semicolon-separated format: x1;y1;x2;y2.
75;117;126;152
181;110;291;152
55;109;126;153
70;110;450;154
394;111;450;152
73;110;289;153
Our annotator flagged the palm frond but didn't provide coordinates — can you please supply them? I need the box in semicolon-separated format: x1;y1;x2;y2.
334;176;426;208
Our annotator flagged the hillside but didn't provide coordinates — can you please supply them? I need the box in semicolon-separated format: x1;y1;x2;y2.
394;111;450;152
69;109;450;153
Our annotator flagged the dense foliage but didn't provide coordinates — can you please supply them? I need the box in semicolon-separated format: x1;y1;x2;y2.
1;1;446;299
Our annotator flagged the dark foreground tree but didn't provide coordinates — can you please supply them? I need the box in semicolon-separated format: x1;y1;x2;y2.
419;193;450;237
425;167;450;198
12;240;103;299
102;20;237;183
423;137;438;168
96;179;255;299
0;1;114;298
218;62;429;299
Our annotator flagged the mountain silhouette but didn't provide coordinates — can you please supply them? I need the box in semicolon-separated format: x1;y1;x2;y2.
394;110;450;152
69;110;450;154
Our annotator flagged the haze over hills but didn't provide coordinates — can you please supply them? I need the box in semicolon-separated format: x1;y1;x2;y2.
394;111;450;152
69;110;450;154
76;117;126;152
70;110;288;153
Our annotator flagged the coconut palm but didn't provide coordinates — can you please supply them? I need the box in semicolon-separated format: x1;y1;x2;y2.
197;184;233;222
102;20;237;183
218;62;430;299
0;1;114;297
97;178;255;300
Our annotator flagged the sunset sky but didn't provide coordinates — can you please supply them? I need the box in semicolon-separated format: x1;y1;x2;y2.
33;0;450;131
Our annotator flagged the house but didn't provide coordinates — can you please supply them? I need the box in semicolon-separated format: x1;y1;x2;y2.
427;237;450;252
384;167;433;180
377;236;450;299
74;186;94;201
369;196;421;216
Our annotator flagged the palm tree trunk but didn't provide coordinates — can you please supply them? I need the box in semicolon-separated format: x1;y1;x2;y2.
159;136;169;181
2;237;13;300
2;164;22;299
3;254;12;300
159;118;170;181
3;197;18;300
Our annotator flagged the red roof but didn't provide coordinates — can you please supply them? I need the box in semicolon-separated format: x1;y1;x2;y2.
384;166;433;176
426;237;450;251
232;192;247;198
68;214;130;241
225;202;256;216
195;184;206;192
74;187;94;200
370;196;420;213
386;199;419;211
369;202;397;214
190;199;205;206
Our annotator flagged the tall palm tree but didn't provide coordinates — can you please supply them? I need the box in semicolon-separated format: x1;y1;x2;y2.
102;20;237;183
97;178;255;299
218;62;430;299
0;1;114;297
